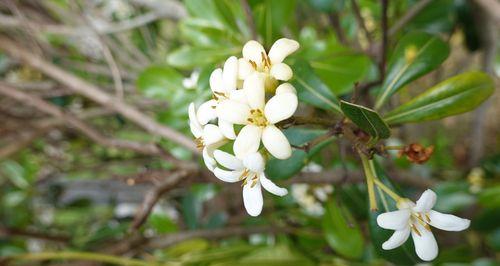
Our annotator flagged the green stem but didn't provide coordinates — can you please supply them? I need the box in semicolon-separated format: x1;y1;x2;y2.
9;251;157;266
372;178;402;201
360;153;378;211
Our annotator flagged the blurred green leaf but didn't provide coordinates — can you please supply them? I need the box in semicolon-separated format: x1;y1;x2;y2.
384;72;494;124
167;46;240;69
252;0;296;46
148;213;178;234
0;160;30;189
375;32;450;109
166;238;210;258
136;65;184;99
179;244;256;264
290;60;341;113
233;244;313;265
322;198;364;259
340;101;390;139
184;0;242;33
180;18;241;47
307;0;345;12
478;185;500;209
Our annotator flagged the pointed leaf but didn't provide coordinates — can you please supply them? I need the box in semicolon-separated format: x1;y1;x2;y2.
290;60;341;114
340;101;391;139
375;32;450;109
384;71;494;125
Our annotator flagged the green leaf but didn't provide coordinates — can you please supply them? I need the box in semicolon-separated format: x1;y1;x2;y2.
0;160;30;189
322;198;364;259
237;245;314;265
384;71;494;124
375;32;450;109
184;0;241;33
148;213;178;234
290;60;341;113
167;46;240;69
307;0;345;12
253;0;297;46
136;66;184;99
180;18;242;47
310;49;371;95
368;161;420;264
340;101;391;139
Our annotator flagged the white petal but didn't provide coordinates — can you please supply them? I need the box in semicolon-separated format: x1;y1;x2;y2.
414;189;437;212
197;100;217;125
382;227;411;250
264;92;298;124
260;173;288;196
188;103;202;138
216;100;251;125
222;56;238;92
203;147;217;171
213;150;243;170
238;58;255;80
261;125;292;159
242;40;265;68
218;119;236;140
376;209;411;230
228;89;247;103
428;210;470;231
243;181;263;216
275;83;297;95
242;152;265;173
411;223;438;261
233;125;262;159
209;68;224;93
243;73;266;110
213;168;243;183
270;63;293;81
268;38;300;64
202;124;224;146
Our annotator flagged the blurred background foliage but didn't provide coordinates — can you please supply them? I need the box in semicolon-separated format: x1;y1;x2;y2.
0;0;498;265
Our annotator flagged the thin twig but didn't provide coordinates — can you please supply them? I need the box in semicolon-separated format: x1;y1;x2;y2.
241;0;257;40
380;0;389;82
0;37;198;153
0;226;69;243
388;0;433;36
130;170;190;231
328;12;347;45
350;0;373;44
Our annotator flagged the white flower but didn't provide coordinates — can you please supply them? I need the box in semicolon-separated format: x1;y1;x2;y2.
377;189;471;261
239;38;299;92
213;150;288;216
182;70;200;89
188;103;227;171
216;76;298;160
196;56;246;140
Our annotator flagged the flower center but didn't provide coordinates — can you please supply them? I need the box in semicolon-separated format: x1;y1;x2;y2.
212;91;229;102
409;212;431;236
247;109;268;127
248;52;272;72
195;137;204;150
239;168;259;188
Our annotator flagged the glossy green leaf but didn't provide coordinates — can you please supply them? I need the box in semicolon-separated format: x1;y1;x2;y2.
322;198;364;259
340;101;391;139
136;66;184;99
184;0;241;33
368;161;420;265
290;60;341;113
375;32;450;109
384;72;494;124
167;46;240;69
180;18;241;47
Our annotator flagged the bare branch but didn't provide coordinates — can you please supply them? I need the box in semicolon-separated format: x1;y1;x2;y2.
474;0;500;24
0;37;198;153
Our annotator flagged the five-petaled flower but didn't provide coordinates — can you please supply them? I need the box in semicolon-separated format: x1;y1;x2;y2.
212;150;288;216
239;38;299;92
217;76;298;160
377;189;470;261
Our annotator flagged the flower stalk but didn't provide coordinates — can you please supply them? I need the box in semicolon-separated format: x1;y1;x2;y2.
360;152;378;211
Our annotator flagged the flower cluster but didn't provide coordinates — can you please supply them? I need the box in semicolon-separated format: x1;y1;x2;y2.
188;38;300;216
377;189;470;261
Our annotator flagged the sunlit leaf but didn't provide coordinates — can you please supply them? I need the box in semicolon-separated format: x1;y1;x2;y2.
384;72;494;124
375;32;450;109
136;65;184;99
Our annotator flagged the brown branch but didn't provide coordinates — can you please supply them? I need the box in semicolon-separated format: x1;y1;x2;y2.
0;226;69;243
0;83;165;156
328;12;347;45
130;170;191;231
0;37;198;153
379;0;389;82
240;0;257;40
388;0;433;36
350;0;373;44
474;0;500;24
